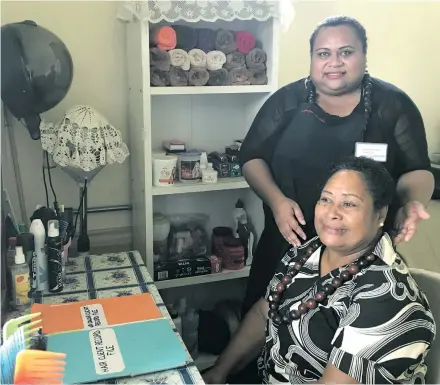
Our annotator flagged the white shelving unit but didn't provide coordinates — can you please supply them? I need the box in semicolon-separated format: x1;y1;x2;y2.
125;11;280;288
156;266;251;290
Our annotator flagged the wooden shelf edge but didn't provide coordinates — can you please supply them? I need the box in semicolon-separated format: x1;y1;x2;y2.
155;266;251;289
152;177;249;196
150;85;275;96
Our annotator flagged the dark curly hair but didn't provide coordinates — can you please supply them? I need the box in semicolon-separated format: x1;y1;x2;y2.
327;156;395;212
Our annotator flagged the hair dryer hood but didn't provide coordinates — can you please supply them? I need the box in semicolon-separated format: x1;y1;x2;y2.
1;20;73;140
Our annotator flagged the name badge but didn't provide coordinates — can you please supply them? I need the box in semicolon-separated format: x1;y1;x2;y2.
355;142;388;162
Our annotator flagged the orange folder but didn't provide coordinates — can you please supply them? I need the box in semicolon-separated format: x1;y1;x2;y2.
31;293;163;335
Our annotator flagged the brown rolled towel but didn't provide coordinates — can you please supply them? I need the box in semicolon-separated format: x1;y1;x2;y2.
229;68;250;86
224;52;246;71
208;68;229;86
172;25;197;50
246;48;267;70
189;68;209;86
170;66;188;86
151;68;170;86
249;69;268;85
150;48;171;71
215;29;236;54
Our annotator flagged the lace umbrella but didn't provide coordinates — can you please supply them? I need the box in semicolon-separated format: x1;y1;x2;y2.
40;105;130;253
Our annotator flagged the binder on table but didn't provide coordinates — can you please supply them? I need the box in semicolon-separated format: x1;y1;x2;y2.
46;318;188;384
31;293;163;334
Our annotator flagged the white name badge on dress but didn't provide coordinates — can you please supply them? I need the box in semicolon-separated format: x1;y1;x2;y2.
355;142;388;162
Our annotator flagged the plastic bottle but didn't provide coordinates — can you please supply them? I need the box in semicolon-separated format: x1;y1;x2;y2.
202;163;218;183
183;308;199;358
177;297;187;317
232;199;247;238
11;246;31;308
169;307;183;337
17;233;36;292
47;220;63;293
29;219;47;291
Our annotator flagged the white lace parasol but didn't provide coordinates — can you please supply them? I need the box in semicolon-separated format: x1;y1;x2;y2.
40;105;129;172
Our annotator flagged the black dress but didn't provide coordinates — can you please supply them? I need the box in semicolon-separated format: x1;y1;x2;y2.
240;77;431;317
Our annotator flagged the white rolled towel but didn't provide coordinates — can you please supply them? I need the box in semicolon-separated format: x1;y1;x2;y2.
206;50;227;71
188;48;207;68
169;49;190;71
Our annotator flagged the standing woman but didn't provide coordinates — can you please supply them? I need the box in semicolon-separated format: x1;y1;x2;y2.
240;15;434;316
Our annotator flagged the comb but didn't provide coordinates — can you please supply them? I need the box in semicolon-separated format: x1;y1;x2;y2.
3;313;42;347
0;327;26;384
14;349;66;385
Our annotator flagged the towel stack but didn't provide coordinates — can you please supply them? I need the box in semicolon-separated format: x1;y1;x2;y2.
149;25;268;87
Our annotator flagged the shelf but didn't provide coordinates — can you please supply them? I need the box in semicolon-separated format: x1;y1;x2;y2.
152;177;249;196
155;266;251;289
150;85;275;96
195;353;218;371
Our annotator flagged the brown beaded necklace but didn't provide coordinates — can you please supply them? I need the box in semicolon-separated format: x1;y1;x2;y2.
268;239;378;324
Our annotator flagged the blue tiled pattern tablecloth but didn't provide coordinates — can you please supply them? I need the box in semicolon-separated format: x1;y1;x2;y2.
4;251;204;385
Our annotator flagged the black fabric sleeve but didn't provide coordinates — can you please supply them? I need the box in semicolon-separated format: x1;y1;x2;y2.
393;92;432;177
240;80;306;166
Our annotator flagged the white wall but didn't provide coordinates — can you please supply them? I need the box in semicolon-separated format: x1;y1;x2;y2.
1;1;131;231
1;1;439;268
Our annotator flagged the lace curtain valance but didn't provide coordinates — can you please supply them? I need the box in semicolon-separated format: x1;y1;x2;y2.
117;1;295;31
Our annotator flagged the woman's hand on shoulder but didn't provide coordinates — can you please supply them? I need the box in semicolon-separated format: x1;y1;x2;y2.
393;200;430;243
271;197;307;246
202;366;227;384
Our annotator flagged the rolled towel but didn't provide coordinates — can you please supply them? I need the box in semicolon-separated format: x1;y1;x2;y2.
206;51;227;71
208;69;229;86
150;26;176;51
150;48;171;71
170;66;188;86
150;68;170;87
188;49;207;69
169;49;190;71
235;31;255;54
249;69;268;85
172;25;197;50
189;68;209;86
224;52;246;71
196;28;216;53
246;48;267;70
215;29;236;54
229;68;251;86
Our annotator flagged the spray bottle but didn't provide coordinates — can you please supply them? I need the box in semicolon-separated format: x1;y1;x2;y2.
17;233;36;294
47;220;63;293
11;246;31;308
29;219;47;291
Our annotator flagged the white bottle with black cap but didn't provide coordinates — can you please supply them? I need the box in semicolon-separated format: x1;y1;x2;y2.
29;219;47;291
47;220;63;293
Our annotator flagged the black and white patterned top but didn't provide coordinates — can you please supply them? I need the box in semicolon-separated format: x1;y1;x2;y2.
259;234;436;384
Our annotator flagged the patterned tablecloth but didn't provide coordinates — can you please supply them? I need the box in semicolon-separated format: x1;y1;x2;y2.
3;251;205;385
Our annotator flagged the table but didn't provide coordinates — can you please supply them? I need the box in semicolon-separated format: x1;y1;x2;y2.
3;251;205;385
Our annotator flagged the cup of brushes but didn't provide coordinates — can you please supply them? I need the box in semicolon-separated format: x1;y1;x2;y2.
0;312;67;384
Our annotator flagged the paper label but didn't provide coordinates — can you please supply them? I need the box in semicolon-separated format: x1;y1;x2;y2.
89;328;125;375
15;273;30;306
355;142;388;162
80;304;108;329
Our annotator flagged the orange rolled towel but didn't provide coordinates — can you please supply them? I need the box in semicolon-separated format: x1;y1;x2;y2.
150;26;177;51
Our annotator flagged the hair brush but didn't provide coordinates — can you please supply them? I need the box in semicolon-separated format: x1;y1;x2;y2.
14;349;66;384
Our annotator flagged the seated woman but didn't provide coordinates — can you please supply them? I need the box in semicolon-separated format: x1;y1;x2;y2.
204;156;436;384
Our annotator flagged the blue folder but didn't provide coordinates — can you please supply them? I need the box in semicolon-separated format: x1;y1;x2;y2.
47;318;187;384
